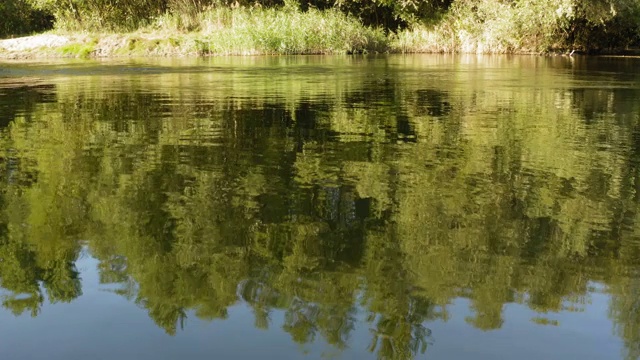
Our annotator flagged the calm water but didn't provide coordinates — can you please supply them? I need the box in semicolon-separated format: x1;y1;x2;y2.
0;55;639;360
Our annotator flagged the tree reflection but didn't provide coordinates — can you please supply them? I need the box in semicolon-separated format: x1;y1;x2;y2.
2;57;640;359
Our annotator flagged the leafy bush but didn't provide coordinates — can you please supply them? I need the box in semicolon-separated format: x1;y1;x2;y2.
393;0;640;53
563;0;640;50
0;0;53;39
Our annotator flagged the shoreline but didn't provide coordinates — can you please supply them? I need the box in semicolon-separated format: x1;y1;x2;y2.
2;32;640;60
0;33;208;60
0;33;386;60
4;2;640;61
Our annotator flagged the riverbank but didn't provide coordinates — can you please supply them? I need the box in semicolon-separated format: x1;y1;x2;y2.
0;8;387;59
1;5;638;59
0;29;552;60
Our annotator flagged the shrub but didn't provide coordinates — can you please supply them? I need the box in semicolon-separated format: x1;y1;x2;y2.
392;0;640;53
0;0;53;39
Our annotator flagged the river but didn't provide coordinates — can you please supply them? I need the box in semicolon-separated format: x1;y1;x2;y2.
0;55;639;360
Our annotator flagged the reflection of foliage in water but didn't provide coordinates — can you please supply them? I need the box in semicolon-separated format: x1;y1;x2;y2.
1;56;640;359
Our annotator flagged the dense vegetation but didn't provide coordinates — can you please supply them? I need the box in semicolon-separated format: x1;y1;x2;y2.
2;0;640;53
1;56;640;359
0;0;53;38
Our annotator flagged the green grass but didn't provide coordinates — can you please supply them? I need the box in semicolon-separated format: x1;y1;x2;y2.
150;6;387;55
58;42;96;58
31;6;388;58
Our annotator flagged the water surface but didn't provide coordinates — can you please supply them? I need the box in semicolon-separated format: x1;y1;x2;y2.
1;55;640;360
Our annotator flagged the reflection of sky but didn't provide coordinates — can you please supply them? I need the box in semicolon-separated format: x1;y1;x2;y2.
0;253;625;360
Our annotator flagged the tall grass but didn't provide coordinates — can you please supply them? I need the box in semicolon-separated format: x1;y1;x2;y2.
149;6;387;55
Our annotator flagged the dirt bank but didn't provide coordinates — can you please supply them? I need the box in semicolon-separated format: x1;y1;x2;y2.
0;34;72;58
0;32;209;59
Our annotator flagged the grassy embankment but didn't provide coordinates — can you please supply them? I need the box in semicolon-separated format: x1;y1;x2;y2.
1;1;639;58
0;7;387;58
